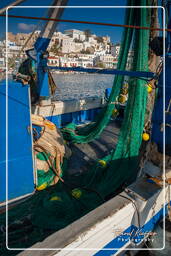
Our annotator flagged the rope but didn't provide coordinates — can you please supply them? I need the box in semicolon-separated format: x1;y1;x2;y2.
6;8;50;70
1;14;170;32
34;144;64;183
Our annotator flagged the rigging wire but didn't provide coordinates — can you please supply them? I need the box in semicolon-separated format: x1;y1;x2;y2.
0;14;171;32
7;7;50;70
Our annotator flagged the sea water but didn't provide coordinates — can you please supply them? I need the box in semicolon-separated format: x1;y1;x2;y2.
52;73;114;101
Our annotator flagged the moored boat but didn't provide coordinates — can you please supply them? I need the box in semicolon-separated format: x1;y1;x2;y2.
0;0;171;255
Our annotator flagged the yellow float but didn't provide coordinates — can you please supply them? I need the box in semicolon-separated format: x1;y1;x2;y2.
147;84;152;93
71;189;82;199
142;132;150;141
98;160;107;168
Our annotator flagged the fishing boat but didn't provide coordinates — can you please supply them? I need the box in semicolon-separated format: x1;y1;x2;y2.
0;0;171;255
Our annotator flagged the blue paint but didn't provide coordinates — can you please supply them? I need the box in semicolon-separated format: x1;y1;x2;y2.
105;88;112;99
32;125;42;140
151;3;171;154
46;108;102;128
0;80;34;202
152;0;171;153
167;0;171;52
152;56;171;155
36;51;50;97
34;37;51;98
48;66;155;79
34;37;50;53
46;115;62;128
93;204;168;256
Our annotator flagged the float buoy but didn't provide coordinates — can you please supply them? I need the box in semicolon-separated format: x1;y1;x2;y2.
147;84;153;93
118;95;127;104
98;160;107;168
36;182;47;191
142;132;150;141
72;189;82;199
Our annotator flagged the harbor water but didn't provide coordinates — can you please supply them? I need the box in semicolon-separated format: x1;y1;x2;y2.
52;73;114;101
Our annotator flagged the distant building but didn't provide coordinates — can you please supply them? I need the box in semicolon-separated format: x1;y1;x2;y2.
48;56;59;66
5;29;115;69
111;44;133;69
94;50;106;56
102;36;110;43
0;57;5;68
113;57;118;68
61;38;75;53
2;41;26;59
82;41;91;51
77;58;93;68
88;36;97;44
48;55;93;68
7;31;40;48
74;43;83;53
64;29;86;41
127;50;134;69
77;53;95;60
111;44;120;57
94;54;115;69
48;32;69;48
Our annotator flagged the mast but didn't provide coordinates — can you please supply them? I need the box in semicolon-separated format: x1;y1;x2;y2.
34;0;68;53
0;0;26;15
34;0;68;98
168;0;171;52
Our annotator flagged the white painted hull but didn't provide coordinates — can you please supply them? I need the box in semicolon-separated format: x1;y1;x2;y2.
18;178;171;256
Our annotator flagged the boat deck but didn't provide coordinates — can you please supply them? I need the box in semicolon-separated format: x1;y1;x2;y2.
67;120;121;175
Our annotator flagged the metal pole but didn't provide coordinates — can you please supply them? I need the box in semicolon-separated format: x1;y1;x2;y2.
34;0;68;98
167;0;171;52
0;0;26;15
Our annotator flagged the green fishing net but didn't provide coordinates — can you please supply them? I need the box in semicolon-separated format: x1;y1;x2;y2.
0;0;152;253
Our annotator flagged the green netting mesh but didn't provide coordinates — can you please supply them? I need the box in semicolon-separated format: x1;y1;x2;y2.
62;3;135;144
0;1;152;253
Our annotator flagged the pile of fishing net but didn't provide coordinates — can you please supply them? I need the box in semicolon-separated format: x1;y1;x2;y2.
0;0;153;252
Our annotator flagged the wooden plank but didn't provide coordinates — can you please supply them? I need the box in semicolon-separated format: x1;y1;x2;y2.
32;97;105;116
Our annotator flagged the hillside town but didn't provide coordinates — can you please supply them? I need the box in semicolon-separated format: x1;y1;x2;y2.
0;29;133;72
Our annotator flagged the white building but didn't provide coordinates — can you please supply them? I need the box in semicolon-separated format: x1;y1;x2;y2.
61;38;84;53
64;29;86;41
74;43;83;52
94;49;107;56
47;29;112;57
0;57;5;68
113;57;118;68
105;44;111;54
49;32;69;48
78;59;93;68
102;36;110;43
48;56;59;66
88;36;97;44
83;41;91;51
8;45;23;58
1;41;24;59
61;38;75;53
111;44;120;57
48;55;93;68
0;40;4;47
77;53;95;60
94;54;115;69
61;56;93;68
111;44;133;69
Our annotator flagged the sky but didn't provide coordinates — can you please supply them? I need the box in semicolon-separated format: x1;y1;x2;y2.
0;0;164;44
0;0;128;44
